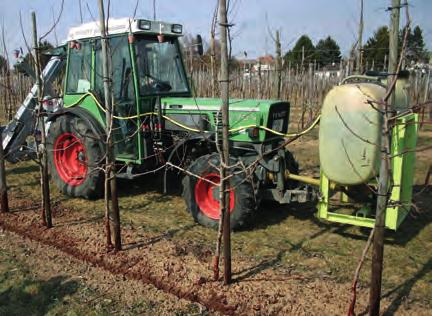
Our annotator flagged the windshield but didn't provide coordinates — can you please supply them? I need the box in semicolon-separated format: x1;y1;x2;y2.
135;36;189;96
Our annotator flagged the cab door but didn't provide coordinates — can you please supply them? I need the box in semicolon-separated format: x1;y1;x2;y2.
94;36;139;161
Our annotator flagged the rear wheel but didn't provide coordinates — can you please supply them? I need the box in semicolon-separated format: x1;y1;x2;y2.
182;154;256;230
47;115;104;199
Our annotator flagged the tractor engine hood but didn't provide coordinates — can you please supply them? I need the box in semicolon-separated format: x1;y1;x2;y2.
160;97;291;142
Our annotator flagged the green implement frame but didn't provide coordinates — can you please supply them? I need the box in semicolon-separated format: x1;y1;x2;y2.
317;113;418;230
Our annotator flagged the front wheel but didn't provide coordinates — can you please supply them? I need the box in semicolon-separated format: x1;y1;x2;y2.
182;154;257;230
47;115;104;199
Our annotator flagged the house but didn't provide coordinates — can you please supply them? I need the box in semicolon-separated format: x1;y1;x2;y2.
314;63;342;78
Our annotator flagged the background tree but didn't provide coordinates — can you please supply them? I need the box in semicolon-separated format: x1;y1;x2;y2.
364;24;428;70
201;38;221;68
18;40;54;74
284;35;315;69
315;36;341;67
363;26;389;71
405;25;428;63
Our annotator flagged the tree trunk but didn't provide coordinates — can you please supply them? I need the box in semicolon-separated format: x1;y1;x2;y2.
218;0;231;285
97;0;122;251
0;131;9;213
369;1;400;315
32;11;52;228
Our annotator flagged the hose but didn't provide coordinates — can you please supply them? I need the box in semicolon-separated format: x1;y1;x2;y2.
64;92;320;137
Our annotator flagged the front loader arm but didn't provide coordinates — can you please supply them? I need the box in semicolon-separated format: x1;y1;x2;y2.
1;56;65;163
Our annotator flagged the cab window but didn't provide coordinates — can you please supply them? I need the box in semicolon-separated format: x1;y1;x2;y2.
66;41;92;94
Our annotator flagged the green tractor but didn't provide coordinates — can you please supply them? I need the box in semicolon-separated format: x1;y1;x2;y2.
3;18;308;230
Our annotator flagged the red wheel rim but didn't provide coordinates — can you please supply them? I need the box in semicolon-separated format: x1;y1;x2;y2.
54;133;87;186
194;173;235;220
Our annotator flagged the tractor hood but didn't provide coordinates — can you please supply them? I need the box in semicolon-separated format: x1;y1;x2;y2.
160;97;291;142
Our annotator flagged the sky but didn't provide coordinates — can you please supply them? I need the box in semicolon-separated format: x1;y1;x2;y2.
0;0;431;62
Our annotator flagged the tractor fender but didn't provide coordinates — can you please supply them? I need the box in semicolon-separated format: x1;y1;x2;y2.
47;107;106;146
163;135;213;193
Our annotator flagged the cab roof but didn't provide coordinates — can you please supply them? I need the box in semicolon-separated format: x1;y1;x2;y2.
67;18;183;41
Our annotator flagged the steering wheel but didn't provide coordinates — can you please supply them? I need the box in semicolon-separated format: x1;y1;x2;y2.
141;73;172;92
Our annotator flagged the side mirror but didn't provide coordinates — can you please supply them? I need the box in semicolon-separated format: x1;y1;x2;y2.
196;34;203;56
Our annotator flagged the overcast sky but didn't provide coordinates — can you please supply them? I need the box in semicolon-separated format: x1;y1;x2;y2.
0;0;431;61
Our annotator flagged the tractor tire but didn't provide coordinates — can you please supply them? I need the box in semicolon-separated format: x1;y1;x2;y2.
47;115;104;199
182;153;257;230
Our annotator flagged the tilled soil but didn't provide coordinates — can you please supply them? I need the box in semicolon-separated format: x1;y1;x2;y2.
0;197;430;315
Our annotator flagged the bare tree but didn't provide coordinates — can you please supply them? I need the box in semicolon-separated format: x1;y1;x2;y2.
97;0;122;251
32;11;52;228
369;1;403;314
0;131;9;213
218;0;232;285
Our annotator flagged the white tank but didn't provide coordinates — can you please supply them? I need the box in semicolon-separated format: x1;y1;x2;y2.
319;83;386;185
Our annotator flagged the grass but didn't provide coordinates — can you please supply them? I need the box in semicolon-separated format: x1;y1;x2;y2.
3;129;432;311
0;248;115;316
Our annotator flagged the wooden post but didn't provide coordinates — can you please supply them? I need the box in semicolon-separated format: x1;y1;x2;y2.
0;131;9;213
424;69;431;122
1;26;13;121
189;45;194;76
356;0;364;74
288;61;292;83
1;73;6;120
383;54;387;72
275;30;282;99
32;12;52;228
242;57;246;99
248;62;252;97
218;0;231;285
369;1;400;315
210;28;217;98
97;0;122;251
301;45;305;74
257;60;262;99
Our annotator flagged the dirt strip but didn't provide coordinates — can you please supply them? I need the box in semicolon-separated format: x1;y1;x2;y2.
0;229;205;315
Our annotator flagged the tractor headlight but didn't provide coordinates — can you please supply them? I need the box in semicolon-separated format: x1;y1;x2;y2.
139;20;152;30
171;24;183;34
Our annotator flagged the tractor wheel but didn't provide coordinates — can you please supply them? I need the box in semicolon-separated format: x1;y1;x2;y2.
182;153;257;230
47;115;104;199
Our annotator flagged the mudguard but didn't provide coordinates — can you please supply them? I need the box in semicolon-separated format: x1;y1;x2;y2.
163;135;214;193
47;107;106;146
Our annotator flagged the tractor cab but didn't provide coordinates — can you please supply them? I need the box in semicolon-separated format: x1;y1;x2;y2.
64;18;191;163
